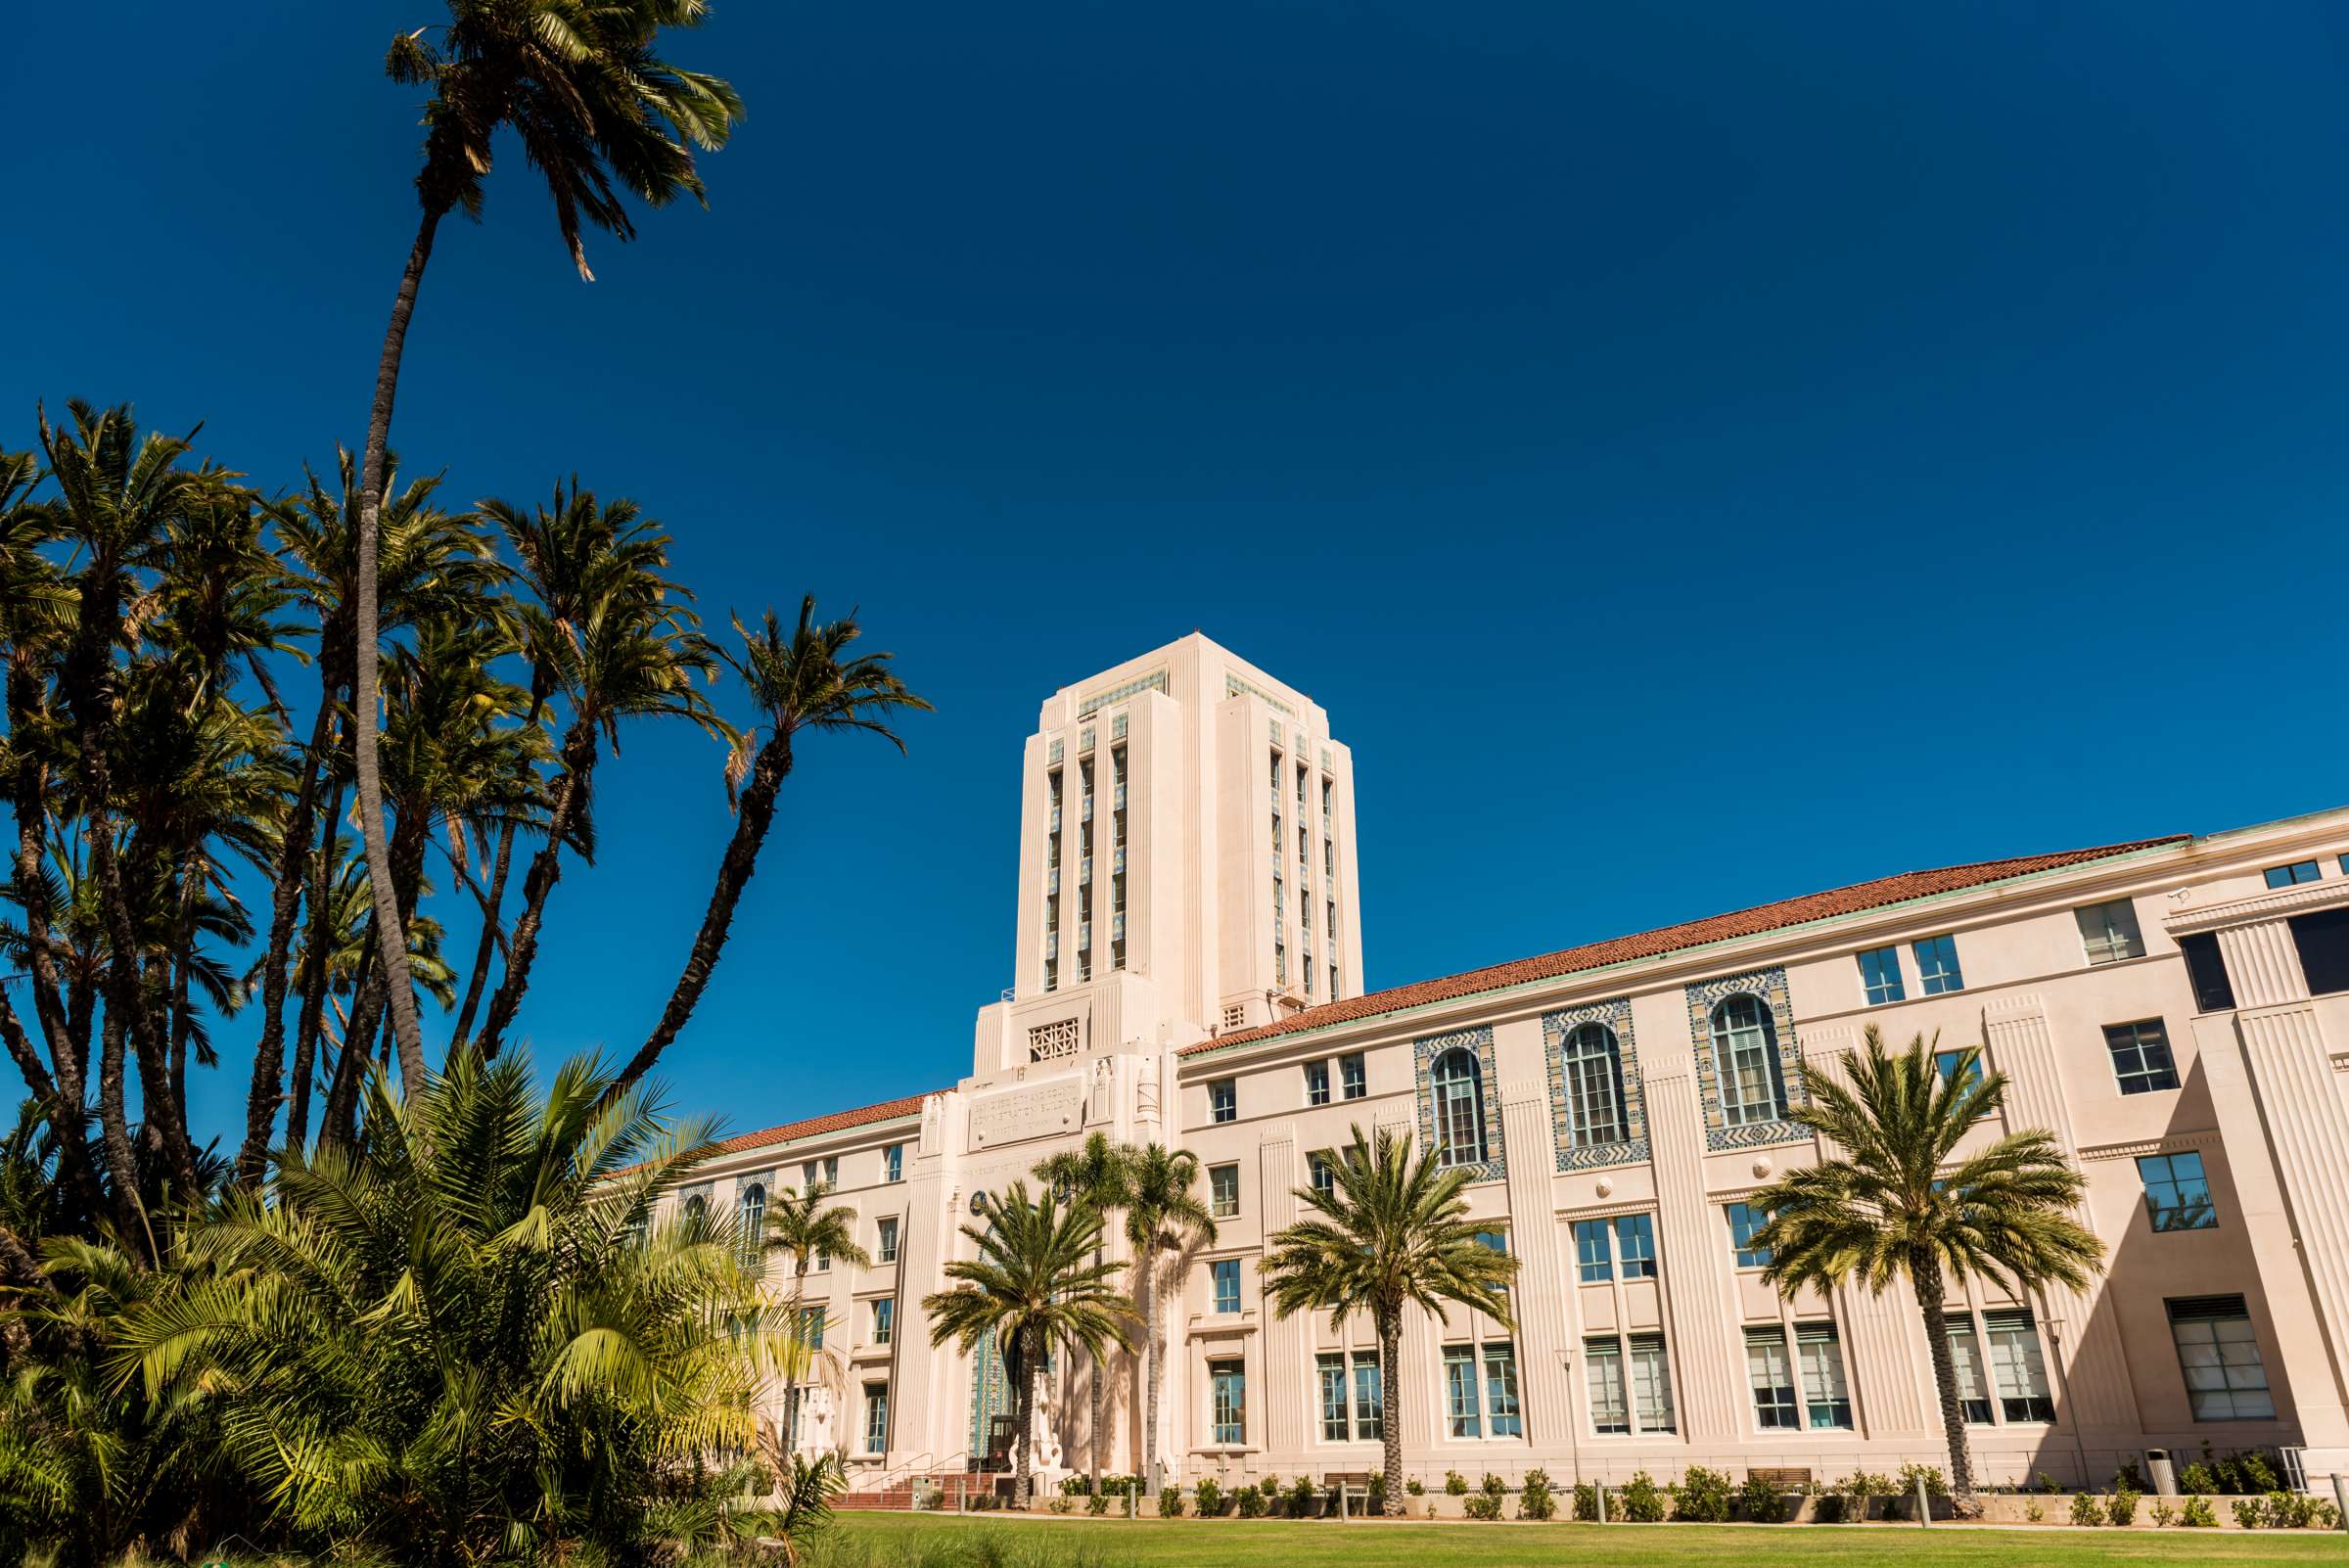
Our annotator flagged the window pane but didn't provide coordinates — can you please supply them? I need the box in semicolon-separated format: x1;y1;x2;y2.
2138;1150;2217;1231
2179;933;2236;1012
1575;1219;1613;1282
2105;1020;2181;1094
1711;995;1787;1125
2264;860;2321;889
1858;945;1906;1004
1211;1360;1247;1444
1444;1345;1480;1438
1630;1333;1677;1433
1796;1322;1854;1429
865;1384;889;1453
1210;1164;1240;1219
1341;1053;1367;1099
2075;899;2145;965
1353;1354;1383;1440
1727;1202;1773;1268
1947;1320;1994;1423
1212;1259;1241;1314
2289;906;2349;996
1211;1080;1237;1123
1563;1024;1627;1144
1986;1308;2055;1422
1914;934;1965;994
1318;1353;1350;1442
1432;1050;1486;1167
1484;1343;1523;1437
1614;1213;1657;1278
1744;1327;1799;1429
1586;1337;1629;1434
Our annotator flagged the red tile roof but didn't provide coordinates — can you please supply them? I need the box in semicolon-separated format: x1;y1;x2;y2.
713;1090;940;1157
1182;835;2188;1057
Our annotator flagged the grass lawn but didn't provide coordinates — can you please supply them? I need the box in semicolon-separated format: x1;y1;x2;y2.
822;1511;2346;1568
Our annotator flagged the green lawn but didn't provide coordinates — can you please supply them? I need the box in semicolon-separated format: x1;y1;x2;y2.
817;1512;2344;1568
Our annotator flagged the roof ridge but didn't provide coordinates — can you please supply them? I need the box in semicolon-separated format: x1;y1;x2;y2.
711;1087;947;1157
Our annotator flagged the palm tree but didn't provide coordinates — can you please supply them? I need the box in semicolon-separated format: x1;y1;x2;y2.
1035;1131;1135;1489
924;1182;1134;1507
614;600;928;1097
760;1176;870;1458
1749;1028;2102;1511
349;3;743;1093
1120;1142;1215;1497
1261;1124;1518;1514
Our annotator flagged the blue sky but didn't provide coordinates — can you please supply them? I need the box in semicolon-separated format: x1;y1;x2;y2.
8;1;2349;1148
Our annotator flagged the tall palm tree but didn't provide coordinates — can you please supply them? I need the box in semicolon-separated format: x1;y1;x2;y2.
923;1182;1134;1507
1120;1142;1215;1497
349;3;743;1092
1749;1028;2102;1511
1035;1131;1135;1489
613;600;928;1097
1261;1124;1518;1514
760;1176;869;1457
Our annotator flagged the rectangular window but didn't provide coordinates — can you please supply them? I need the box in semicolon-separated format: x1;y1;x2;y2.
1483;1343;1523;1437
1211;1258;1241;1314
1318;1353;1350;1442
884;1144;903;1183
1744;1326;1799;1429
1947;1319;1994;1423
1305;1060;1331;1106
2138;1150;2217;1231
1310;1152;1336;1196
872;1297;895;1345
1630;1333;1676;1433
1210;1163;1240;1219
877;1217;899;1264
1934;1048;1983;1095
1795;1321;1854;1429
2167;1296;2273;1421
1352;1353;1382;1440
1913;934;1965;994
801;1307;825;1352
1586;1336;1629;1434
2264;859;2322;889
1210;1079;1236;1124
1210;1359;1247;1445
2104;1019;2180;1094
1726;1202;1773;1268
1476;1228;1509;1295
1443;1345;1481;1438
1340;1052;1366;1099
1614;1213;1657;1279
1858;945;1906;1004
2289;906;2349;996
1986;1308;2055;1422
2179;932;2236;1012
864;1383;889;1454
1574;1218;1613;1282
2075;899;2146;965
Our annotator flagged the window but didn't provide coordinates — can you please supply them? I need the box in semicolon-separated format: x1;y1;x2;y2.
1318;1351;1382;1442
2138;1150;2217;1231
1934;1048;1983;1095
815;1246;831;1272
1318;1353;1350;1442
1709;994;1788;1125
1795;1322;1854;1429
884;1144;903;1183
801;1156;837;1190
1614;1213;1657;1279
1483;1344;1523;1437
800;1307;826;1352
2179;933;2236;1012
1442;1339;1521;1439
682;1192;708;1224
2167;1296;2273;1420
1858;945;1906;1004
736;1182;767;1268
1340;1052;1366;1099
1477;1228;1509;1294
2075;899;2145;965
1211;1259;1241;1314
1946;1319;1994;1423
1210;1079;1237;1124
1352;1353;1382;1440
1210;1163;1239;1219
1586;1337;1629;1434
1726;1202;1773;1268
1210;1359;1247;1444
864;1383;889;1454
1429;1048;1488;1168
1559;1022;1629;1145
877;1217;899;1264
1630;1333;1676;1433
1574;1219;1613;1282
1744;1326;1799;1429
1985;1308;2054;1422
1310;1152;1336;1196
1444;1345;1481;1438
872;1297;895;1344
1305;1060;1331;1106
1913;934;1965;994
2104;1020;2180;1094
2289;906;2349;996
2264;859;2322;889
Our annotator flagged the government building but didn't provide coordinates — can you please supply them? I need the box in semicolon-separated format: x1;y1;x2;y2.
668;633;2349;1498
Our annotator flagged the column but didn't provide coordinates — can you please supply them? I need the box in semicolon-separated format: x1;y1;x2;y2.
1500;1084;1573;1451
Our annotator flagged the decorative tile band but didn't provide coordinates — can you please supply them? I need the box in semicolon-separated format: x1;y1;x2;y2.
1543;996;1649;1173
1226;673;1296;715
1413;1025;1506;1183
1683;966;1811;1151
1079;669;1167;716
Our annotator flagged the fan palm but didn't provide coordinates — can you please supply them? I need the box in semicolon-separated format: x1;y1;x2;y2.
1749;1028;2102;1509
923;1182;1134;1507
1261;1123;1518;1514
615;599;929;1096
1036;1131;1134;1489
349;1;743;1092
1121;1142;1215;1497
760;1176;870;1458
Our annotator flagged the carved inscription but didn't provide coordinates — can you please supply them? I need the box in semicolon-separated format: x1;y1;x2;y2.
970;1081;1082;1149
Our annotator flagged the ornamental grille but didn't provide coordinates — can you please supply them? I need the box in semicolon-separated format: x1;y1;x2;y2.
1028;1017;1081;1061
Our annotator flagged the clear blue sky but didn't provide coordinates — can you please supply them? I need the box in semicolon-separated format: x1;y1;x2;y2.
8;1;2348;1149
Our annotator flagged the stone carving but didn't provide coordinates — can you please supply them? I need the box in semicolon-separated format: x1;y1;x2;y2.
921;1092;943;1156
970;1081;1083;1150
1088;1057;1115;1124
1136;1053;1162;1129
1029;1017;1081;1062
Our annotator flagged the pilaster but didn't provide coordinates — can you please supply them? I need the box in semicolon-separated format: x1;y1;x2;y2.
1257;1132;1308;1457
1501;1083;1573;1449
1644;1069;1739;1443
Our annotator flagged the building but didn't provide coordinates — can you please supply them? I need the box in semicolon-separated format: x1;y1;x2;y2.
668;632;2349;1496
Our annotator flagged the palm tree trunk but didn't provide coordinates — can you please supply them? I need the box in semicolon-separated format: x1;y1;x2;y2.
609;731;794;1102
1910;1250;1978;1511
448;677;547;1054
286;750;349;1151
94;1002;144;1247
475;715;597;1059
165;849;206;1130
1014;1326;1038;1508
1378;1316;1404;1515
351;204;445;1101
1139;1247;1162;1498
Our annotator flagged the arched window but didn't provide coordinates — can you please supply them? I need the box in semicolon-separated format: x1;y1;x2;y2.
1430;1048;1488;1168
682;1192;708;1226
737;1181;767;1268
1710;994;1788;1125
1560;1022;1629;1145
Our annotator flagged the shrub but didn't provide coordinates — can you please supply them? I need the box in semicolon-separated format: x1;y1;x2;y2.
1673;1466;1732;1523
1518;1468;1556;1521
1463;1492;1504;1522
1622;1470;1668;1523
1367;1473;1387;1511
2232;1498;2263;1529
1101;1474;1134;1497
1838;1470;1891;1524
2262;1491;2314;1530
2180;1496;2218;1527
1405;1478;1425;1497
1444;1470;1469;1496
2312;1499;2342;1531
1060;1476;1091;1496
1574;1483;1601;1522
1087;1492;1112;1516
2070;1493;2103;1527
1235;1485;1266;1519
2178;1461;2218;1495
1159;1486;1184;1518
2024;1501;2045;1523
2038;1470;2062;1495
1194;1477;1224;1516
2113;1460;2144;1493
1897;1461;1948;1499
1288;1478;1316;1518
1048;1496;1075;1515
2216;1454;2247;1495
1740;1473;1788;1524
2106;1488;2140;1527
2149;1499;2175;1528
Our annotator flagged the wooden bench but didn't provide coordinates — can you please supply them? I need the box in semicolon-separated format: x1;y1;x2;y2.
1749;1467;1813;1492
